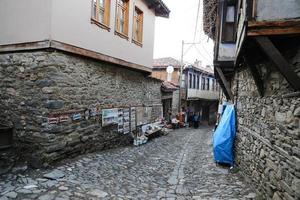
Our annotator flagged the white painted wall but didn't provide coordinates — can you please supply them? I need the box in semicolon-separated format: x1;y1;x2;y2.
256;0;300;21
218;43;236;61
51;0;156;68
217;1;236;62
187;89;219;100
0;0;156;69
0;0;51;45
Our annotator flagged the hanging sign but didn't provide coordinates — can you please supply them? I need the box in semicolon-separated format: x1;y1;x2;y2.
72;113;82;121
118;108;124;133
59;115;69;123
102;108;118;126
130;107;136;131
48;117;59;124
123;108;130;134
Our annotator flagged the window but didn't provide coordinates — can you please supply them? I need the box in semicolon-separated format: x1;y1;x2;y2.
193;74;196;89
189;73;192;89
206;78;210;90
196;75;200;90
201;77;205;90
116;0;130;38
221;0;236;43
132;7;143;46
181;74;185;88
91;0;111;29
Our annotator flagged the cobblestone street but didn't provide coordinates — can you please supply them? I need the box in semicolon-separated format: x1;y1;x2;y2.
0;127;256;200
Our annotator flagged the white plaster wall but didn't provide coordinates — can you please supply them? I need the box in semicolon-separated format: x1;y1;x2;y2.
51;0;156;68
0;0;51;45
187;89;219;100
218;43;236;61
256;0;300;21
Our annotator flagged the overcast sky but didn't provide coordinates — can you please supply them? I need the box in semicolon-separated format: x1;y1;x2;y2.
153;0;214;67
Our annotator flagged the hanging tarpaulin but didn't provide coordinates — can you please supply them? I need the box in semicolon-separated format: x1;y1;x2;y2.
213;104;236;166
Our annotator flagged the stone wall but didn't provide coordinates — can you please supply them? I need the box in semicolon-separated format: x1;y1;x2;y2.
0;50;162;168
230;46;300;199
172;90;180;115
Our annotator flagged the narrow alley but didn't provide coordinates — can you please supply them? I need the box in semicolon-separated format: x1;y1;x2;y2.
0;127;255;200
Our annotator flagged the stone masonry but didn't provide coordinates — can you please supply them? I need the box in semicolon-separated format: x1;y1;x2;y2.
230;44;300;199
0;50;162;168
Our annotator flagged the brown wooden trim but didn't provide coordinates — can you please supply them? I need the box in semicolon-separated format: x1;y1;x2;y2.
115;0;130;36
252;0;257;19
114;30;129;40
132;6;144;45
50;40;151;73
248;28;300;36
0;41;50;53
248;20;300;28
132;39;143;47
255;36;300;91
243;55;264;96
91;18;111;31
215;66;234;100
0;40;152;73
248;20;300;36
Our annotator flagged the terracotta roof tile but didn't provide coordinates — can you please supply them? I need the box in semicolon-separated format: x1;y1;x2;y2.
161;81;179;91
153;57;181;68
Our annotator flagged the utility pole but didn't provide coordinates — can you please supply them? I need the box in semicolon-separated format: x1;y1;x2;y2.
178;41;201;112
178;40;184;112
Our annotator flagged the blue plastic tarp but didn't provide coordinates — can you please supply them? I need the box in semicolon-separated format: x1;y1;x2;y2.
213;104;236;166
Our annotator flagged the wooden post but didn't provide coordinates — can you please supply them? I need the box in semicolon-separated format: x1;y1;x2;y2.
255;36;300;91
243;56;264;96
215;66;234;100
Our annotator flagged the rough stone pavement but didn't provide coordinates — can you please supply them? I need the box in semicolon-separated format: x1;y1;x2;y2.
0;126;256;200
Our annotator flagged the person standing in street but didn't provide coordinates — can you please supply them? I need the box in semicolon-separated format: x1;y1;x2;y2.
193;112;200;128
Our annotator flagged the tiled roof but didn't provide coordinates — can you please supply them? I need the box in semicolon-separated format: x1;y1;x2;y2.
184;65;214;75
153;57;182;68
161;81;179;92
145;0;170;18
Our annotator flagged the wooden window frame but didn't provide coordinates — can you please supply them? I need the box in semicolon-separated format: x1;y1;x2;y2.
189;73;192;89
196;75;200;90
115;0;130;39
221;0;237;43
91;0;111;31
206;78;210;90
193;74;196;89
201;77;205;90
132;6;144;47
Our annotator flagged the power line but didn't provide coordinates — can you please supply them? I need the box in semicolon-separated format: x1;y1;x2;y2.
194;45;212;64
193;0;201;42
183;43;195;56
198;43;213;60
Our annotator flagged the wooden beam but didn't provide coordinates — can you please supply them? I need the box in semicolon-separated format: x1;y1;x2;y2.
248;20;300;28
255;36;300;90
0;41;50;52
248;20;300;36
0;40;152;74
215;66;234;100
243;56;264;96
248;27;300;36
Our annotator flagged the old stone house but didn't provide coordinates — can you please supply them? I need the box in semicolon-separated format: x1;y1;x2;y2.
203;0;300;199
152;57;181;118
152;57;181;84
181;64;219;124
152;57;219;123
0;0;169;169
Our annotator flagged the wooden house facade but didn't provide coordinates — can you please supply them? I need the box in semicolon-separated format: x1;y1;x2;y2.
204;0;300;199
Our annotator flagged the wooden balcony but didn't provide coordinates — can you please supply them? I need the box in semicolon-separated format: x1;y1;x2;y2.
187;89;219;100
